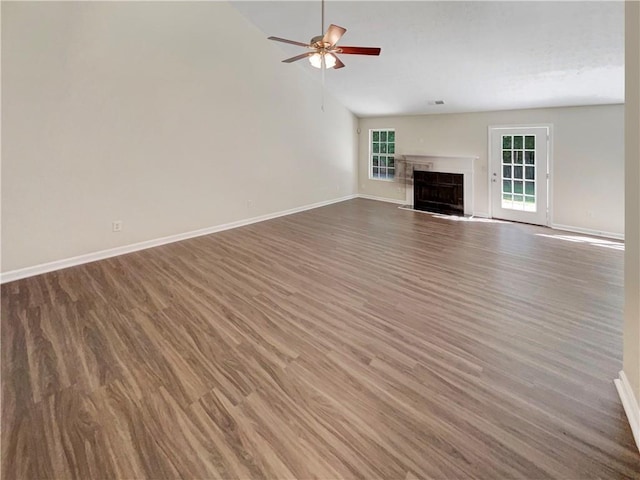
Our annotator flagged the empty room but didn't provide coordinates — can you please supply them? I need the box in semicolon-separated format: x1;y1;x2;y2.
2;1;640;478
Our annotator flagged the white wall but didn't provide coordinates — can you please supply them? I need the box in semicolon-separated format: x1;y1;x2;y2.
623;0;640;433
358;105;624;236
1;1;358;273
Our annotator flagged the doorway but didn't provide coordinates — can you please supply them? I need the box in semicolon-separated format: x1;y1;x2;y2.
489;125;551;225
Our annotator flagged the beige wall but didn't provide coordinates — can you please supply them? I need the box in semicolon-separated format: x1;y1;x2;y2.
1;1;358;273
358;105;624;236
624;0;640;413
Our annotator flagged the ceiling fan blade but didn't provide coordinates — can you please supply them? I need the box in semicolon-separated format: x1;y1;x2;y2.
338;46;381;56
268;36;310;48
323;24;346;47
333;55;345;69
282;52;315;63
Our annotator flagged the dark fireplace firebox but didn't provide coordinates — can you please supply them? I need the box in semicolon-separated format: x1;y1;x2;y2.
413;171;464;216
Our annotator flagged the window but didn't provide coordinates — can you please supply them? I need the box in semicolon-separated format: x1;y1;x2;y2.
370;129;395;180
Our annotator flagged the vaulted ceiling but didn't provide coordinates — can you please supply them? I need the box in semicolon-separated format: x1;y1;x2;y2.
232;1;624;117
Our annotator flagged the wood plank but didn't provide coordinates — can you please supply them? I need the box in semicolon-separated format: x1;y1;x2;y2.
2;198;638;478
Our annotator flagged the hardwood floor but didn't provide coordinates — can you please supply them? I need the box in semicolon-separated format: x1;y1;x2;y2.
2;198;639;479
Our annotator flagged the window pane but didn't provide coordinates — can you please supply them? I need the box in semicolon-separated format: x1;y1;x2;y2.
373;131;379;142
525;196;535;203
388;131;395;142
514;151;523;164
379;156;387;167
387;168;395;179
514;194;523;202
503;165;512;178
373;167;379;177
503;180;512;193
503;151;512;163
388;143;395;154
503;194;513;201
388;157;394;168
525;135;535;149
502;136;512;149
380;143;387;153
379;167;387;178
380;131;387;142
373;143;379;153
525;151;535;164
373;156;379;166
513;166;523;179
525;166;535;180
514;181;523;194
525;181;535;195
514;136;523;149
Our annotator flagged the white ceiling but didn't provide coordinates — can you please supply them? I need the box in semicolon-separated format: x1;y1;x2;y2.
231;1;624;117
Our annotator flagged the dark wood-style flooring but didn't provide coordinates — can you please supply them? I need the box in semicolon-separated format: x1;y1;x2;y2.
2;198;639;479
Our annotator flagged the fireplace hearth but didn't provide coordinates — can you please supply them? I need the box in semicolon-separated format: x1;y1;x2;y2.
413;171;464;216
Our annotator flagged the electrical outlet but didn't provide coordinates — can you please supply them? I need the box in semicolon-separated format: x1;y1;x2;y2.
112;221;123;232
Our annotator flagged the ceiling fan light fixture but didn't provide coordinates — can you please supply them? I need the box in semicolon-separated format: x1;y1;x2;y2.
309;52;322;68
324;53;337;69
309;52;336;69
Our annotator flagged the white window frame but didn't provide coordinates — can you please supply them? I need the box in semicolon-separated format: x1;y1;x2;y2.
369;128;396;182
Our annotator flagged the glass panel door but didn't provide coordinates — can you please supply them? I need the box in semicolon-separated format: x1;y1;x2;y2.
501;134;537;212
490;126;549;226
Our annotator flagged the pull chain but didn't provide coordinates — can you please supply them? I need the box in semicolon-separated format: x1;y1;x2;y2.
321;54;325;112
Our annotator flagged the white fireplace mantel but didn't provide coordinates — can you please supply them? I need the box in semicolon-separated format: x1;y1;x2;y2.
401;154;479;215
403;154;479;164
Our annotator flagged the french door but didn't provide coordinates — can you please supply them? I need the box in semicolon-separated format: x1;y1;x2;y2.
490;126;550;225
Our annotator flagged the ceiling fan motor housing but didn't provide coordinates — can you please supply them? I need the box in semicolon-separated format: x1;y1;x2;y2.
311;35;328;49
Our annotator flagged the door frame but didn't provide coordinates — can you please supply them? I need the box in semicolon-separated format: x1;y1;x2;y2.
487;123;554;225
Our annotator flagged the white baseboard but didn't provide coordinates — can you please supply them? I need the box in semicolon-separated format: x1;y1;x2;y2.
1;194;358;284
357;194;406;205
614;370;640;453
4;195;624;283
551;223;624;241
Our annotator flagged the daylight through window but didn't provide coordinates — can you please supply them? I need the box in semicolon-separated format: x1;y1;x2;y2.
370;129;395;180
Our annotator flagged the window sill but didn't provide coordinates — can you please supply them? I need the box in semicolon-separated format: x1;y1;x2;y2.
369;177;396;183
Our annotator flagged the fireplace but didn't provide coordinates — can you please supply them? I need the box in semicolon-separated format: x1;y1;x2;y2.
401;155;478;216
413;171;464;216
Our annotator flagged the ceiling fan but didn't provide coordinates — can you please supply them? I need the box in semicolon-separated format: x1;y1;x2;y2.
267;0;381;70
